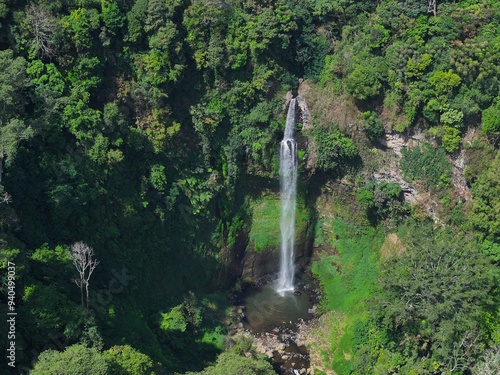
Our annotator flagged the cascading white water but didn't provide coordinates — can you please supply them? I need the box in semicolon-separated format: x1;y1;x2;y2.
277;98;297;294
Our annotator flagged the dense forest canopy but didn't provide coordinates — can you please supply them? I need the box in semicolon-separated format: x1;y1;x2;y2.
1;0;500;374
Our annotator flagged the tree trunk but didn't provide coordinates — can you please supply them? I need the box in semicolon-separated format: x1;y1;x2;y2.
80;283;84;308
0;155;3;184
85;281;90;312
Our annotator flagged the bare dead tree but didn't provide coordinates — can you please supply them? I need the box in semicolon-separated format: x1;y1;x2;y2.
71;242;99;312
25;5;58;59
428;0;437;16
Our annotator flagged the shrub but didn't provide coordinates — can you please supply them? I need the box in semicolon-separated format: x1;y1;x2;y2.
401;143;452;191
313;128;358;171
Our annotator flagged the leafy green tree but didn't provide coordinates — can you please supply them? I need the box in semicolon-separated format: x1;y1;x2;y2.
26;60;66;103
126;0;148;44
441;125;461;153
346;64;382;100
101;0;124;36
21;284;84;342
60;8;101;51
189;352;275;375
30;244;73;285
104;345;156;375
366;24;390;49
482;98;500;134
31;344;109;375
429;125;462;153
429;70;461;97
0;50;32;182
159;304;187;333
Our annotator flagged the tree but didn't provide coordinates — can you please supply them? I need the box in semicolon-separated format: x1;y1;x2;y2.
429;70;461;97
104;345;156;375
482;99;500;134
31;344;108;375
346;64;382;100
0;50;32;183
60;8;101;51
0;119;33;183
21;284;84;347
441;125;461;153
188;352;275;375
71;242;99;311
101;0;124;36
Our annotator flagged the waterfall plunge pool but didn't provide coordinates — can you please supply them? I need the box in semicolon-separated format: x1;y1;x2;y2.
240;279;313;333
237;278;315;374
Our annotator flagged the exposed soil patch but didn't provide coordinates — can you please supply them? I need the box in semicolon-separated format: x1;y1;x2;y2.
380;233;405;260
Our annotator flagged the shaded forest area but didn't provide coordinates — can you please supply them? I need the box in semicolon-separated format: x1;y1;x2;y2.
1;0;500;374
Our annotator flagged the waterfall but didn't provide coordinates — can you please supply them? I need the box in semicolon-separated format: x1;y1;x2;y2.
277;98;297;294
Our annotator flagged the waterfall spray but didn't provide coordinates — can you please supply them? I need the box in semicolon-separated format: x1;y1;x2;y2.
277;98;297;294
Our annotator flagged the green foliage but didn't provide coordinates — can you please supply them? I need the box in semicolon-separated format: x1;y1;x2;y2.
60;8;100;50
101;0;124;36
401;143;452;191
104;345;156;375
367;24;390;49
0;119;33;166
406;53;432;78
356;188;375;209
464;137;495;184
429;125;463;153
441;125;462;153
4;0;500;374
346;64;382;100
313;128;358;172
359;111;384;141
0;49;31;167
440;107;464;128
429;70;462;97
471;151;500;242
27;60;65;96
356;182;407;224
30;244;73;282
482;98;500;133
149;164;167;191
31;344;109;375
160;305;187;333
189;352;275;375
22;284;84;340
